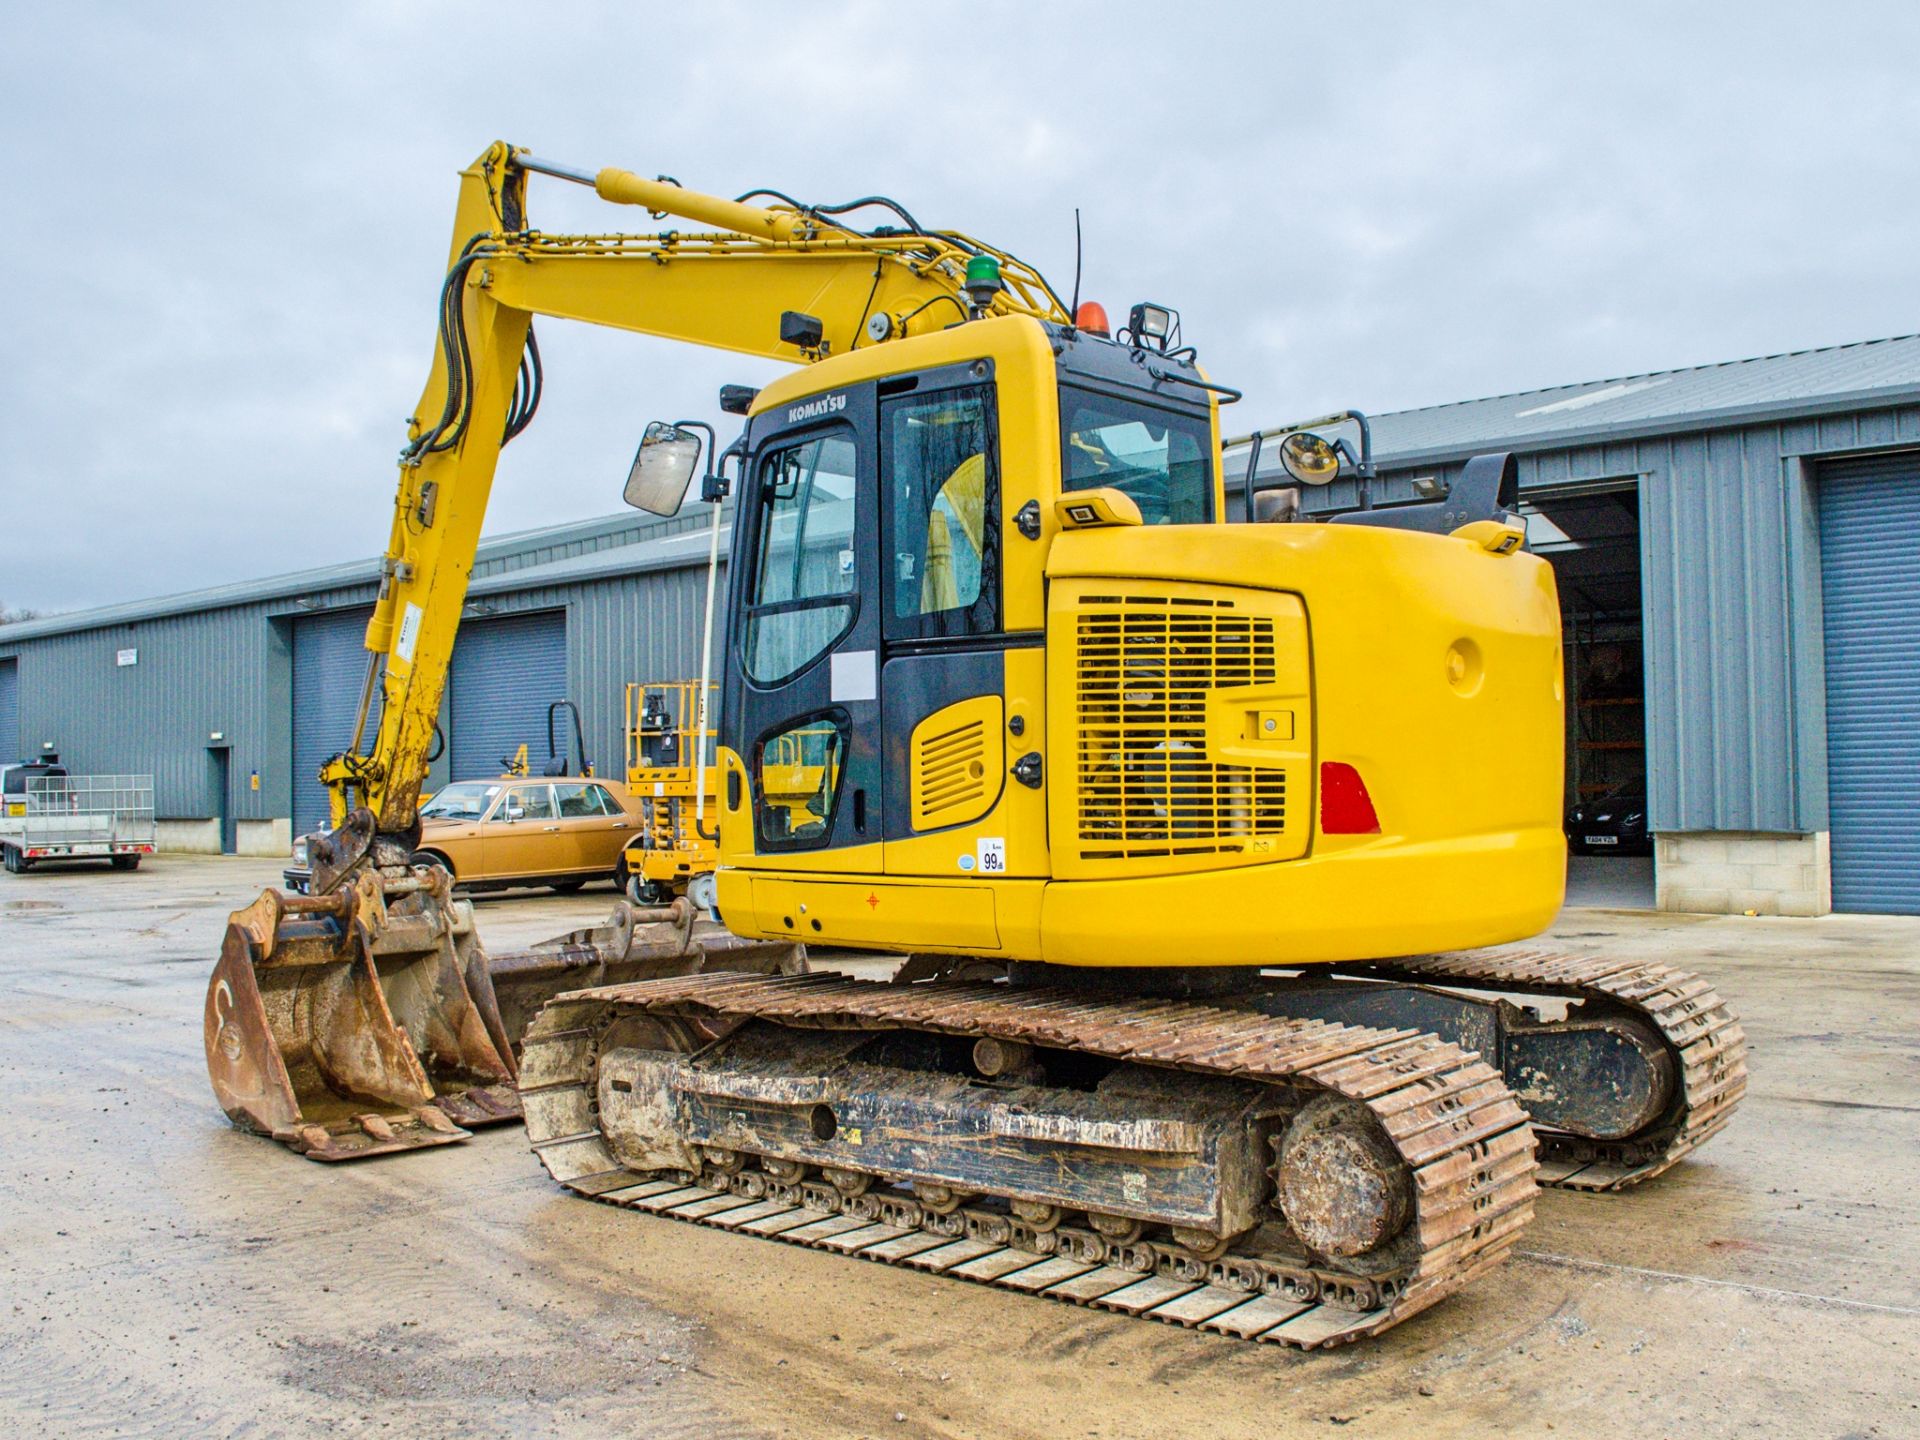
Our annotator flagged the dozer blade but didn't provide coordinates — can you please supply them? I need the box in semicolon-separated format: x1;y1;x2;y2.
206;870;807;1162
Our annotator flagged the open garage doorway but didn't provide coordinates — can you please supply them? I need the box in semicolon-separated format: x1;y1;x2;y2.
1523;482;1653;909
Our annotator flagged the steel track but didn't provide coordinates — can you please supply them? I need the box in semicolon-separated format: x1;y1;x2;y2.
518;972;1539;1349
1334;948;1748;1190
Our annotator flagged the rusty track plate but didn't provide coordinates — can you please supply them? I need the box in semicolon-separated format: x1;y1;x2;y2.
1336;948;1748;1191
519;973;1543;1349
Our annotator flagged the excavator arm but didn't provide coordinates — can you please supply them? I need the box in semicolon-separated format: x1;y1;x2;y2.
326;141;1067;845
208;141;1065;1159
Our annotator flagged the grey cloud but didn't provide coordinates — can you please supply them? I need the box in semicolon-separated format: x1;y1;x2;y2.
8;1;1919;609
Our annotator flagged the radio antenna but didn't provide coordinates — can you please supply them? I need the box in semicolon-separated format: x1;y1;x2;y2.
1067;208;1083;332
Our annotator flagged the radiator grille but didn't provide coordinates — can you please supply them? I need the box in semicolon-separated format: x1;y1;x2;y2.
1075;594;1286;860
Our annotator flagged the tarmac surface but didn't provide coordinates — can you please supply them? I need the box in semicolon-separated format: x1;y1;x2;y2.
2;853;1915;1439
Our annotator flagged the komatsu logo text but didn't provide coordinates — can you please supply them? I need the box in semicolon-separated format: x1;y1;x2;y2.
786;392;848;424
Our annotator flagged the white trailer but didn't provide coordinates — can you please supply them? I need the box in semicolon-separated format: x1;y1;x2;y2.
0;768;156;873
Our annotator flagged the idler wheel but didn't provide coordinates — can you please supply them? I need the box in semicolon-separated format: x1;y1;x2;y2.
762;1157;806;1182
1273;1095;1413;1260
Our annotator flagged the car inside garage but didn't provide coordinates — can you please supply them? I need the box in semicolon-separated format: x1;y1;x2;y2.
1523;482;1651;905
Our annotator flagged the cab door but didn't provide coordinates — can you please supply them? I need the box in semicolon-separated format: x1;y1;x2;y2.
875;362;1029;876
723;385;883;870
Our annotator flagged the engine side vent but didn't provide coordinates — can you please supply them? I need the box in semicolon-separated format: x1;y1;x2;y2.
1075;594;1286;860
911;694;1004;831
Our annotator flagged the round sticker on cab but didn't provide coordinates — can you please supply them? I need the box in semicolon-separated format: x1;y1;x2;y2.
958;854;975;871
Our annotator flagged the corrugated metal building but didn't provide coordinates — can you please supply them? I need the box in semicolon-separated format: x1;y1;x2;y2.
4;333;1917;915
1232;333;1920;916
0;507;728;855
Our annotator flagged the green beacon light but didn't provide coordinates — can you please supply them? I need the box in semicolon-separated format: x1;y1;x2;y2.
963;254;1004;315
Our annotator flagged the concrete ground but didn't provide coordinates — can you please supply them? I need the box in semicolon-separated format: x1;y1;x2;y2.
2;856;1915;1439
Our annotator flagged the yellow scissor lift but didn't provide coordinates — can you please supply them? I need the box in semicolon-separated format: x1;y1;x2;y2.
623;681;840;904
621;681;719;905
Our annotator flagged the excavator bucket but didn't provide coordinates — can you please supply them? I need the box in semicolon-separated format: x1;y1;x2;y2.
204;867;520;1160
206;866;805;1162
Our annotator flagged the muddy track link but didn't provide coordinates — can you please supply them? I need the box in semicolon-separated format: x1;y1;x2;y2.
1333;948;1747;1191
519;972;1539;1349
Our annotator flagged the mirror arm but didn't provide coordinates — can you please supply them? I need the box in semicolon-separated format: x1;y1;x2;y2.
1239;431;1266;525
1347;410;1376;510
671;417;727;503
704;434;748;503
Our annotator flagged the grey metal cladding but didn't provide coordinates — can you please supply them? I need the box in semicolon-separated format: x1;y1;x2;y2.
1231;333;1920;477
0;506;732;824
0;598;289;820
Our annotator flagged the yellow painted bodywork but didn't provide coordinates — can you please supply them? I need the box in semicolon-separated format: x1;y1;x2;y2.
907;695;1005;832
714;428;1563;965
335;138;1563;973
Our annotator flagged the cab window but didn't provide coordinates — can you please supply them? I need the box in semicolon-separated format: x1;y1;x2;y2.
744;431;859;684
755;712;848;849
883;384;998;638
1061;388;1212;524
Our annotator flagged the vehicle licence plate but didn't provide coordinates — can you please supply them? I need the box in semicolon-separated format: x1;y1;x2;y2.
1584;835;1618;846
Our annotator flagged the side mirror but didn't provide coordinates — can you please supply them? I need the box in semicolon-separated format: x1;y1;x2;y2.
503;804;525;823
1279;431;1342;486
624;422;703;516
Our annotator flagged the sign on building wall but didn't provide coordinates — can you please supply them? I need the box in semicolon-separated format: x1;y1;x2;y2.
116;648;138;667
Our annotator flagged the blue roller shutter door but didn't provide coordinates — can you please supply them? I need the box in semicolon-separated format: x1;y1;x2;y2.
0;659;17;761
449;611;569;782
291;609;380;837
1819;453;1920;914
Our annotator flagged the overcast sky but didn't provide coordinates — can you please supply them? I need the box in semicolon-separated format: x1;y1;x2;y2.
8;2;1920;613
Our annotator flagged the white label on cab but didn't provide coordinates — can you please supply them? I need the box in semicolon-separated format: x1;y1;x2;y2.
830;649;877;703
395;603;423;665
977;837;1006;874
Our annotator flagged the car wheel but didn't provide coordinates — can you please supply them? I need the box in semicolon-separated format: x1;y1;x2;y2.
550;879;587;895
110;855;140;872
409;851;453;882
2;845;19;874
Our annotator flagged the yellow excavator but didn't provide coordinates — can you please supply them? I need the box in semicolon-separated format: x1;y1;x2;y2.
204;143;1745;1348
